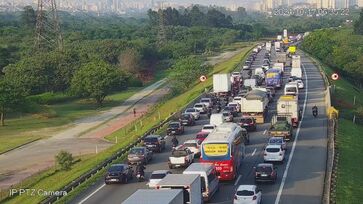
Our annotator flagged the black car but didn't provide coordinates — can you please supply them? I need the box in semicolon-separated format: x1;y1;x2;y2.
224;106;238;117
254;163;277;183
239;116;257;131
142;135;166;153
167;121;184;136
105;164;133;184
179;113;195;126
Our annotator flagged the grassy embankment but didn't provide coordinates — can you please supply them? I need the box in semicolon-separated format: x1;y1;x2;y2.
316;59;363;204
2;42;255;204
0;88;142;154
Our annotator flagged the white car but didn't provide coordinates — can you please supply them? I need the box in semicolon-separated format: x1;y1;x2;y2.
268;137;287;150
201;124;216;133
200;98;212;108
296;79;304;89
147;170;172;188
243;65;250;70
194;103;208;114
233;185;262;204
184;108;200;120
227;102;241;113
264;144;285;162
232;72;242;79
183;139;202;157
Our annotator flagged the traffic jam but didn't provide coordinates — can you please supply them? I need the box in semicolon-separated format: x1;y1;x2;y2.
105;34;306;204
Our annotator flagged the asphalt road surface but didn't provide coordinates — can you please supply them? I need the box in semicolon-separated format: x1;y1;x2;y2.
71;47;327;204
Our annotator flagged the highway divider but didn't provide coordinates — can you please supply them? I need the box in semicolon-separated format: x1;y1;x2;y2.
38;44;255;204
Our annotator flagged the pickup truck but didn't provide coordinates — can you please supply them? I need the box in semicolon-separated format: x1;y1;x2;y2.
268;115;293;141
168;146;194;169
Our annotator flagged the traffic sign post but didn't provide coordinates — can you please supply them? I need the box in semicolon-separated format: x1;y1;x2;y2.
331;73;339;81
199;75;207;82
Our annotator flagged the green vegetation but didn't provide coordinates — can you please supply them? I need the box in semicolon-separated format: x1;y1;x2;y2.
1;42;254;204
354;9;363;35
55;151;74;171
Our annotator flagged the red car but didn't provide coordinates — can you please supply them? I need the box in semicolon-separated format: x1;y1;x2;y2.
195;131;209;143
239;115;257;131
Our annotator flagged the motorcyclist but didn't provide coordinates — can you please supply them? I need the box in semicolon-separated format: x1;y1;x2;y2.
171;136;179;148
136;162;145;177
312;105;318;117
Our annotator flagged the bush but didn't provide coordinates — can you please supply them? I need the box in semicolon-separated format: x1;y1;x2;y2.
55;150;74;171
27;92;75;105
127;77;143;87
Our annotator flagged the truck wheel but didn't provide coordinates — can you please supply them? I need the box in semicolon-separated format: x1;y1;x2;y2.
169;164;173;169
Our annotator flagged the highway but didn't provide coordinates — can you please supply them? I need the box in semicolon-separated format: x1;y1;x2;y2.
71;46;328;204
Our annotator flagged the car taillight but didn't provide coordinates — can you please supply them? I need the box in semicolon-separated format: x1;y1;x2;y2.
234;195;238;200
253;195;257;200
230;166;234;172
264;153;267;156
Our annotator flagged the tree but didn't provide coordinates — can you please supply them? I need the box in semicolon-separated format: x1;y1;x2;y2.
70;61;120;105
21;6;36;28
118;48;142;74
55;150;74;171
354;9;363;35
0;79;25;126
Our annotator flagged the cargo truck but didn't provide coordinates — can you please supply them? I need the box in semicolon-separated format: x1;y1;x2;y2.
122;189;184;204
156;174;203;204
213;74;231;96
266;42;272;51
265;69;282;88
240;90;269;123
268;115;293;141
274;41;281;52
291;68;302;78
277;95;302;127
291;55;301;69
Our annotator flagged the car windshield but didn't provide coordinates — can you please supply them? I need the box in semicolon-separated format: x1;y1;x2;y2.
186;109;195;112
256;166;272;173
184;143;197;148
201;99;210;103
241;118;253;123
130;148;144;155
266;148;280;153
269;138;283;144
223;112;230;116
224;107;233;111
169;123;180;128
108;165;124;172
144;137;158;143
236;190;255;196
172;150;187;157
286;87;297;92
181;114;190;120
228;104;237;107
194;104;203;108
196;134;208;139
150;173;167;179
203;126;214;130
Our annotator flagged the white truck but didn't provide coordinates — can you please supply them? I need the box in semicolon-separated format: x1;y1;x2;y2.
122;189;184;204
292;55;301;69
241;90;269;123
291;68;302;78
213;74;231;96
156;174;203;204
277;95;301;127
266;42;272;51
273;63;285;74
274;41;281;52
283;29;288;38
277;35;283;40
244;79;257;88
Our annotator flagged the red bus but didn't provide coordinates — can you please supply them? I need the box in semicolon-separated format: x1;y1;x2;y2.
200;123;246;181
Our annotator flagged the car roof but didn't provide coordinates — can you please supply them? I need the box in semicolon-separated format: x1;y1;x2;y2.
266;144;282;148
185;108;196;111
145;135;160;138
132;146;146;150
110;163;126;167
169;121;180;125
151;170;171;174
236;185;256;191
203;124;215;127
257;163;273;168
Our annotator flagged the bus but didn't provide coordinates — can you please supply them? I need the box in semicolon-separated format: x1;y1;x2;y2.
200;123;246;181
183;163;219;201
265;69;282;88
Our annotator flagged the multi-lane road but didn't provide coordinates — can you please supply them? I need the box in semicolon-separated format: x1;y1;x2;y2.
71;46;328;204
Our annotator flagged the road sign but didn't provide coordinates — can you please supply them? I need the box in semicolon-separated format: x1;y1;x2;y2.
199;75;207;82
331;73;339;81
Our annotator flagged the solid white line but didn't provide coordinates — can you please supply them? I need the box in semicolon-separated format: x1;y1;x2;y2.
263;130;267;135
251;148;257;156
274;62;309;204
78;183;106;204
234;175;242;186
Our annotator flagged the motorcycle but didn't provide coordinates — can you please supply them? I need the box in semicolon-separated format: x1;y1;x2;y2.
136;170;145;182
313;110;318;118
216;105;221;113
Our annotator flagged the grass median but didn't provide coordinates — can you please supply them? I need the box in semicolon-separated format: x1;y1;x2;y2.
310;56;363;203
1;42;255;204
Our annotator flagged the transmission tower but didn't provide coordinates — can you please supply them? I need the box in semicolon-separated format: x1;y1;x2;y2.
34;0;63;51
157;9;167;47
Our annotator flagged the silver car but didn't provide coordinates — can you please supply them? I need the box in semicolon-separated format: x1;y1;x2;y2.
184;108;200;120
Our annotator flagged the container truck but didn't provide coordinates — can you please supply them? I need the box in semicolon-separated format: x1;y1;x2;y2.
240;90;269;123
122;189;184;204
265;69;282;88
274;41;281;52
213;74;231;96
291;55;301;69
291;68;302;78
156;174;202;204
277;95;302;127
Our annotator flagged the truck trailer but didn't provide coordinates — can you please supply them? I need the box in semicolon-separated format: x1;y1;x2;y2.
277;95;301;127
213;74;231;96
241;90;269;123
122;189;184;204
291;55;301;69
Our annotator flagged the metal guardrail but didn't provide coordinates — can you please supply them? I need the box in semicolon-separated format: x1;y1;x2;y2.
40;45;254;204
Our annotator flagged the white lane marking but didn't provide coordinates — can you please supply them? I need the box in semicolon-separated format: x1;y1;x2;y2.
263;130;267;135
78;183;106;204
274;63;309;204
251;148;257;156
234;175;242;186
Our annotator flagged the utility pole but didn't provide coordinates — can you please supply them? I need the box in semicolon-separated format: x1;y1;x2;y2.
34;0;63;51
157;8;167;47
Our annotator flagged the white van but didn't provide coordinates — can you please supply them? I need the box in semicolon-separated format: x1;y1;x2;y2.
254;68;265;79
183;163;219;202
209;113;224;126
284;82;299;96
